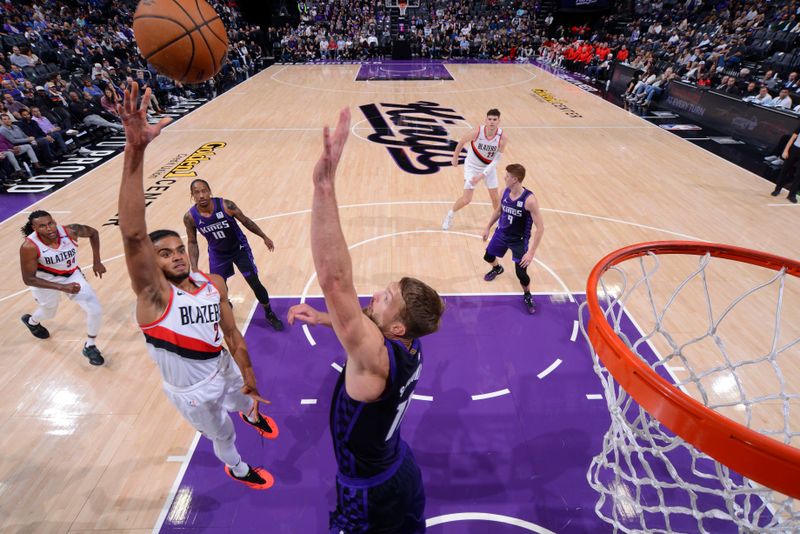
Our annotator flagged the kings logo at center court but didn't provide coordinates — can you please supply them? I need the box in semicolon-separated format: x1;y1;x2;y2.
359;101;467;175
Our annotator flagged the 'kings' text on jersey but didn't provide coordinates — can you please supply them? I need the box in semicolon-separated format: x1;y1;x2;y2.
498;187;534;241
190;197;250;256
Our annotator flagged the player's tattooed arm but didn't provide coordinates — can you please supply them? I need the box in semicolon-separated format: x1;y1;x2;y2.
66;223;106;277
224;199;274;251
66;223;96;239
183;212;200;271
19;240;78;292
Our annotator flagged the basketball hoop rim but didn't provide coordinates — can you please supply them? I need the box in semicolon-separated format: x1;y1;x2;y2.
586;240;800;499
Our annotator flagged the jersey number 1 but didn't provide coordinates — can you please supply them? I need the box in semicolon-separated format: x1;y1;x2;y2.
385;398;411;442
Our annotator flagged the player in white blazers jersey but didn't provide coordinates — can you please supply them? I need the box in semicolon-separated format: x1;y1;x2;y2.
442;108;509;230
19;210;107;365
117;83;278;490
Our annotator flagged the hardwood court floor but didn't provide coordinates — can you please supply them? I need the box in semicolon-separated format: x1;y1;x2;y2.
0;63;797;533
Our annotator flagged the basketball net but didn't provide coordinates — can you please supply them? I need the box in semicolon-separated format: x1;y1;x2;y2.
578;242;800;532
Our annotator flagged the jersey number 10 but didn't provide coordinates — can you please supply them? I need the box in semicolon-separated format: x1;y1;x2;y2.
211;230;226;239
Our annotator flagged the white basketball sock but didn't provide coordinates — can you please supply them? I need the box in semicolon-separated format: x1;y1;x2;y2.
245;411;259;423
230;459;250;477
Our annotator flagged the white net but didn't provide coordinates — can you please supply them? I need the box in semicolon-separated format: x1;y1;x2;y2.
578;249;800;533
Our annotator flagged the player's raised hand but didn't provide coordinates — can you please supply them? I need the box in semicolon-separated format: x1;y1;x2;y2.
313;107;350;186
287;303;322;326
118;82;172;150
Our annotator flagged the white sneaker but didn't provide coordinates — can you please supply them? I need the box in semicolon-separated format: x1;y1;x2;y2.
65;129;79;136
442;211;454;231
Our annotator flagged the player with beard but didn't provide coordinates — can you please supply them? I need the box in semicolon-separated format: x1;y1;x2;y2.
19;210;107;365
288;108;445;533
184;179;284;331
117;82;279;490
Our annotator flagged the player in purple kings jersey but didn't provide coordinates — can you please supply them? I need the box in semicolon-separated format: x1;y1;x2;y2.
481;164;545;314
287;109;445;533
183;179;284;330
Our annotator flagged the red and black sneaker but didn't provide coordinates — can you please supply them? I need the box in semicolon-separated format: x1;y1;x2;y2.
224;465;274;490
240;411;279;439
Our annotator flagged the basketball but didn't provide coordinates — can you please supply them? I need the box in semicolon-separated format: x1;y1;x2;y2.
132;0;228;84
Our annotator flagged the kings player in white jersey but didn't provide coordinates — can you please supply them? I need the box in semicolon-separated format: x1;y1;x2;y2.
19;211;107;365
442;108;509;231
117;83;278;490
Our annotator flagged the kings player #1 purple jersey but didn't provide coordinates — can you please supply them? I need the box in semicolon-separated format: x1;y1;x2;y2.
498;187;534;241
190;197;250;256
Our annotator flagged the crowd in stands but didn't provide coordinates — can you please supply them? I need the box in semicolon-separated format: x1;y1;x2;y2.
271;0;800;116
3;0;799;187
269;0;389;62
271;0;541;62
0;0;266;188
537;0;800;113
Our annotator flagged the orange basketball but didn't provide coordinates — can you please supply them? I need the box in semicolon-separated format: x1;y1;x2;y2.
132;0;228;84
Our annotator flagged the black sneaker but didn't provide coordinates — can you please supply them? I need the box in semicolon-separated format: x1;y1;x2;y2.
788;195;798;204
265;308;284;331
523;294;536;315
21;314;49;339
771;188;781;197
82;344;105;366
484;265;504;282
